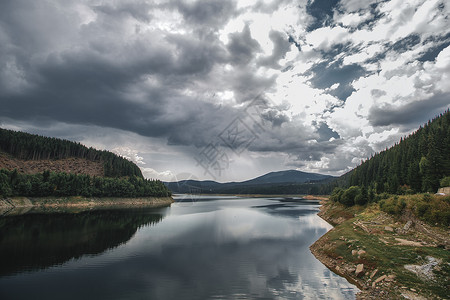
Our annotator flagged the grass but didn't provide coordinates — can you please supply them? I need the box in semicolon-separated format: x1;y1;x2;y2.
316;200;450;299
380;194;450;226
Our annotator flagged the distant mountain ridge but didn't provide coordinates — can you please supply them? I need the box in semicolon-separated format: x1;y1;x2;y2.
165;170;334;194
240;170;331;185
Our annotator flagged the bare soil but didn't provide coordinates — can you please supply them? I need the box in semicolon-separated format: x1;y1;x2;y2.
0;151;104;176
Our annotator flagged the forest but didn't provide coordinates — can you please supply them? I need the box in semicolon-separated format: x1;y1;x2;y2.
329;110;450;206
0;169;170;198
0;128;143;178
0;128;171;198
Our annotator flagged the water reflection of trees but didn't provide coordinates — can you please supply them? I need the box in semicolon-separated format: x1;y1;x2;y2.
0;209;164;276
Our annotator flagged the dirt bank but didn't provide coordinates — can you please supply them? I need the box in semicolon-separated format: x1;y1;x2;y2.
0;196;174;215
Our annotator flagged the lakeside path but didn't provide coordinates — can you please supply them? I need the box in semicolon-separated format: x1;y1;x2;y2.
0;196;174;215
310;199;449;300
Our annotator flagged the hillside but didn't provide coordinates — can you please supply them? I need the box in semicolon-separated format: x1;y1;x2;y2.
166;170;334;194
310;111;450;300
0;152;104;177
0;128;142;178
0;128;171;199
330;110;450;195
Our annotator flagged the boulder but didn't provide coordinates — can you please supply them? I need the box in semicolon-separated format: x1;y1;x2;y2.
384;226;394;232
357;250;366;256
355;264;364;277
403;221;413;232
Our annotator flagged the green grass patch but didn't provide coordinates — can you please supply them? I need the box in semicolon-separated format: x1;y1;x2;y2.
380;194;450;226
320;203;450;299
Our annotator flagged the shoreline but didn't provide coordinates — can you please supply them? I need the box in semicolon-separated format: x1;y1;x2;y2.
310;199;449;300
173;193;328;199
309;202;395;299
0;196;174;215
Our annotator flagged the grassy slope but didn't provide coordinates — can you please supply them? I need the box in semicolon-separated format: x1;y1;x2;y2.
311;197;449;299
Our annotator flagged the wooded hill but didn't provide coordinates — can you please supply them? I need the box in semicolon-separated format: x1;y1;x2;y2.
0;128;142;178
0;128;171;198
327;110;450;208
344;110;450;194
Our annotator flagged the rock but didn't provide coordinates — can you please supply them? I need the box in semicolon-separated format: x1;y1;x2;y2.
373;275;387;286
346;267;356;274
404;256;441;281
385;274;395;282
357;250;366;256
384;226;394;232
352;250;358;256
355;264;364;277
403;220;413;232
370;269;378;279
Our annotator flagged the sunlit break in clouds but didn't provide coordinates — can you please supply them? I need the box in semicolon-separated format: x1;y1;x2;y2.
1;0;449;181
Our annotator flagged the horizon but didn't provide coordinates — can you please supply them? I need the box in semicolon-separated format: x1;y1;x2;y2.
1;0;449;182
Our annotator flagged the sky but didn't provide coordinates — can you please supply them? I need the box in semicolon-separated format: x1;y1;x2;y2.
1;0;449;182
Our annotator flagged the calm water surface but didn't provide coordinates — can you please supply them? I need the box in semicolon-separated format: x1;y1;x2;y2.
0;196;358;299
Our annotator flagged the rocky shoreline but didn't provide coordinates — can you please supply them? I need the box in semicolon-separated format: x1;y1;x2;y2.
310;200;449;300
0;196;174;215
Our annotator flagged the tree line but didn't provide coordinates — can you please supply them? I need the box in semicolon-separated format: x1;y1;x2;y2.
328;110;450;206
0;128;143;178
0;169;171;198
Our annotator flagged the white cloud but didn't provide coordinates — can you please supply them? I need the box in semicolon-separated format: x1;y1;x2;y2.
305;26;350;51
141;167;175;181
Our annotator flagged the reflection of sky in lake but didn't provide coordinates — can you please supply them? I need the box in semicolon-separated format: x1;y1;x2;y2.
0;197;357;300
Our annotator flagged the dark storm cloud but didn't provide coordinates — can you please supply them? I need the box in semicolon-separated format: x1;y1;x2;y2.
0;0;249;149
93;2;153;22
369;93;450;127
171;0;237;29
258;30;292;69
2;0;449;179
228;69;276;104
227;24;261;65
247;123;342;162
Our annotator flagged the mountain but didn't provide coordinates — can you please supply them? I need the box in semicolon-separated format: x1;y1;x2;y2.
166;170;335;194
240;170;332;185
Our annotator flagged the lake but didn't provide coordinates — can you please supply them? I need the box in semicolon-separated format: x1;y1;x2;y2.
0;195;358;299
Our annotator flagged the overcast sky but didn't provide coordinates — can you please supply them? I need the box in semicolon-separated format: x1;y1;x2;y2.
1;0;449;182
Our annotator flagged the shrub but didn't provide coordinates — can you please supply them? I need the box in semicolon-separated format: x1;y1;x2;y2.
341;186;361;206
440;176;450;187
423;193;432;202
414;195;450;226
380;196;406;215
330;187;344;202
